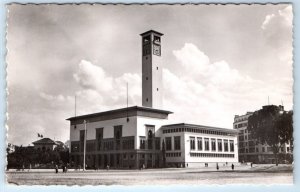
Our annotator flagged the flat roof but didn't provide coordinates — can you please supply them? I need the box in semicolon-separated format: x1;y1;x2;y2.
161;123;238;134
140;30;164;36
66;106;173;121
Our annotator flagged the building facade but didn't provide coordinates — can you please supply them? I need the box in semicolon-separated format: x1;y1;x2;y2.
68;30;239;169
32;138;58;151
233;105;292;164
68;106;172;169
160;124;238;168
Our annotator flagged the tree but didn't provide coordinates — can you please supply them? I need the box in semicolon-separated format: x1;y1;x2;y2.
247;105;293;165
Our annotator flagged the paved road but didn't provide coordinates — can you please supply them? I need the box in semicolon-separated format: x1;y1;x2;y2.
6;164;293;185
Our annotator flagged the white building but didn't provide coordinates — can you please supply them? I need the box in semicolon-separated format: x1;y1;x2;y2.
160;124;238;168
68;30;238;169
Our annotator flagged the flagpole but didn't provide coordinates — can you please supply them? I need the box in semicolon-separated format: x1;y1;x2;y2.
83;120;87;171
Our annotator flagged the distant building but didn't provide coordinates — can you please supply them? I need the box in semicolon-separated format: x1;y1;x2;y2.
233;105;292;163
67;30;238;169
32;138;58;151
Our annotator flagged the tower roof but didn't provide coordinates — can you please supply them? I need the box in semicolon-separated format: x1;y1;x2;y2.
140;30;164;36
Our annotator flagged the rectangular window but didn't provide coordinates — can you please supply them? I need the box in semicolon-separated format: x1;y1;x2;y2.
224;139;229;152
204;138;209;151
211;138;216;151
155;138;160;150
197;137;202;151
217;139;222;152
174;136;181;150
166;137;172;151
140;137;146;149
190;137;195;150
96;128;103;151
230;140;234;152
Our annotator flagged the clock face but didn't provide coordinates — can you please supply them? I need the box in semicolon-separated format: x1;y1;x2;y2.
153;44;161;56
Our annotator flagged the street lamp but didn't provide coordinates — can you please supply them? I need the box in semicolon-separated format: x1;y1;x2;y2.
83;120;87;171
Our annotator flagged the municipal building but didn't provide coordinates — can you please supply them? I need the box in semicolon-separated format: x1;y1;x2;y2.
67;30;238;169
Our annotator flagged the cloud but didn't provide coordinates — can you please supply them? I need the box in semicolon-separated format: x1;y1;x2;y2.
261;6;292;30
39;92;67;102
163;43;292;127
72;60;142;114
261;5;293;51
261;14;275;30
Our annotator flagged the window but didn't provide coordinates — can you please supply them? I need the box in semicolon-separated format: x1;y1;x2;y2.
211;139;216;151
190;137;195;150
204;138;209;151
217;139;222;152
230;140;234;152
197;137;202;151
140;137;146;149
96;128;103;151
155;138;160;150
122;139;134;150
166;137;172;151
287;147;290;152
147;129;154;149
174;136;181;150
224;140;229;152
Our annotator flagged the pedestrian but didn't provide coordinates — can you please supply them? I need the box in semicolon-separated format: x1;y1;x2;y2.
231;163;234;170
186;163;188;168
216;163;219;170
55;165;58;173
22;164;25;171
106;164;109;171
251;162;253;167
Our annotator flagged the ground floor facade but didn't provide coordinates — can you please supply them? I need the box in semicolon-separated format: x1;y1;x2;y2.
70;150;162;169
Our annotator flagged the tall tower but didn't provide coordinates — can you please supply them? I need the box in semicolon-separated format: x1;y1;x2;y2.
140;30;163;109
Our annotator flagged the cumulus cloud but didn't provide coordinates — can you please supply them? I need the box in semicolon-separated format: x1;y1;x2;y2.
71;60;141;115
261;14;275;30
163;43;292;127
261;6;292;30
261;5;293;54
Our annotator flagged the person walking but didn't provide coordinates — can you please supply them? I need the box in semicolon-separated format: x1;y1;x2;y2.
216;163;219;170
55;165;58;173
231;163;234;170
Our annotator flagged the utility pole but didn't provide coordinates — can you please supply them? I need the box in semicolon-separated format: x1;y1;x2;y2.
126;82;129;122
83;120;87;171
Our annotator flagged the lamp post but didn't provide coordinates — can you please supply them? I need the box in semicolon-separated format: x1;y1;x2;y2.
83;120;87;171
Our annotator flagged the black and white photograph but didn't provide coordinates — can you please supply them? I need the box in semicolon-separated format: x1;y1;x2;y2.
5;3;293;185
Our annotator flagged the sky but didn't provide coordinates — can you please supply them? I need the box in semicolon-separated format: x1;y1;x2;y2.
6;4;293;146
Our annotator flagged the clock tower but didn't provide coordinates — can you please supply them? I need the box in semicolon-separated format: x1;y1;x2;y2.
140;30;163;109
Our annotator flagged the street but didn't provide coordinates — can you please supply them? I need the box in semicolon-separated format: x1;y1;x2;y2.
6;164;293;185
